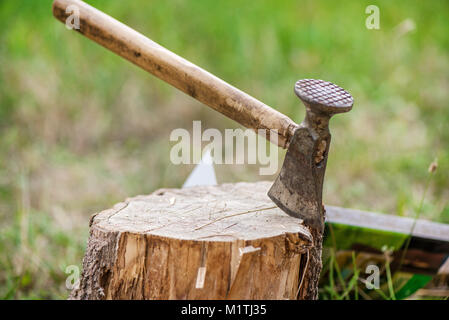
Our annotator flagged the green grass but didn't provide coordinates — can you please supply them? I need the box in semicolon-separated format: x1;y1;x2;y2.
0;0;448;299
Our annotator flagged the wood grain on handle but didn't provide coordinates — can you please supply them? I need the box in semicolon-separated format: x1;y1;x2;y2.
52;0;298;148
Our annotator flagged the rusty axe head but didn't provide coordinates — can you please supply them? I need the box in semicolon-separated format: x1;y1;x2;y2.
268;79;353;231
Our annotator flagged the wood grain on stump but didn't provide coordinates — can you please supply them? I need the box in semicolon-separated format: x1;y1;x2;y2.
70;182;316;300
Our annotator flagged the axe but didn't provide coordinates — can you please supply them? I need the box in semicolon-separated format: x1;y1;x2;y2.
53;0;353;231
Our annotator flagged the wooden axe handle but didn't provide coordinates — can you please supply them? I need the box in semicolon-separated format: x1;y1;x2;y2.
53;0;298;148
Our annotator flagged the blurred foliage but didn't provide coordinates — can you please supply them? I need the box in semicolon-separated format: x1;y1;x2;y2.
0;0;448;299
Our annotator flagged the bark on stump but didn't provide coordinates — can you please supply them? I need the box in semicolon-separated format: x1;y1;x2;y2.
70;181;322;300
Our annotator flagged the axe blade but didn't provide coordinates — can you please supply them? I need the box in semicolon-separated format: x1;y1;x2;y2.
268;126;328;231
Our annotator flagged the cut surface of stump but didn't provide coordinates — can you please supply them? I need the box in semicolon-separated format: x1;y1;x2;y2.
71;182;316;300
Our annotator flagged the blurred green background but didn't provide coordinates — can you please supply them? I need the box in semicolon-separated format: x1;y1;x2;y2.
0;0;448;299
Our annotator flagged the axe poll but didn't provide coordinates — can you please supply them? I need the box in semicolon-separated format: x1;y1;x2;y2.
53;0;353;230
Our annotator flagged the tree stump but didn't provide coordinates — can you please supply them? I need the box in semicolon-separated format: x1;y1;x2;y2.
70;181;319;300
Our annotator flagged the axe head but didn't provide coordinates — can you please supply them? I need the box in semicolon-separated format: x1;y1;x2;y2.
268;126;329;231
268;79;353;231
